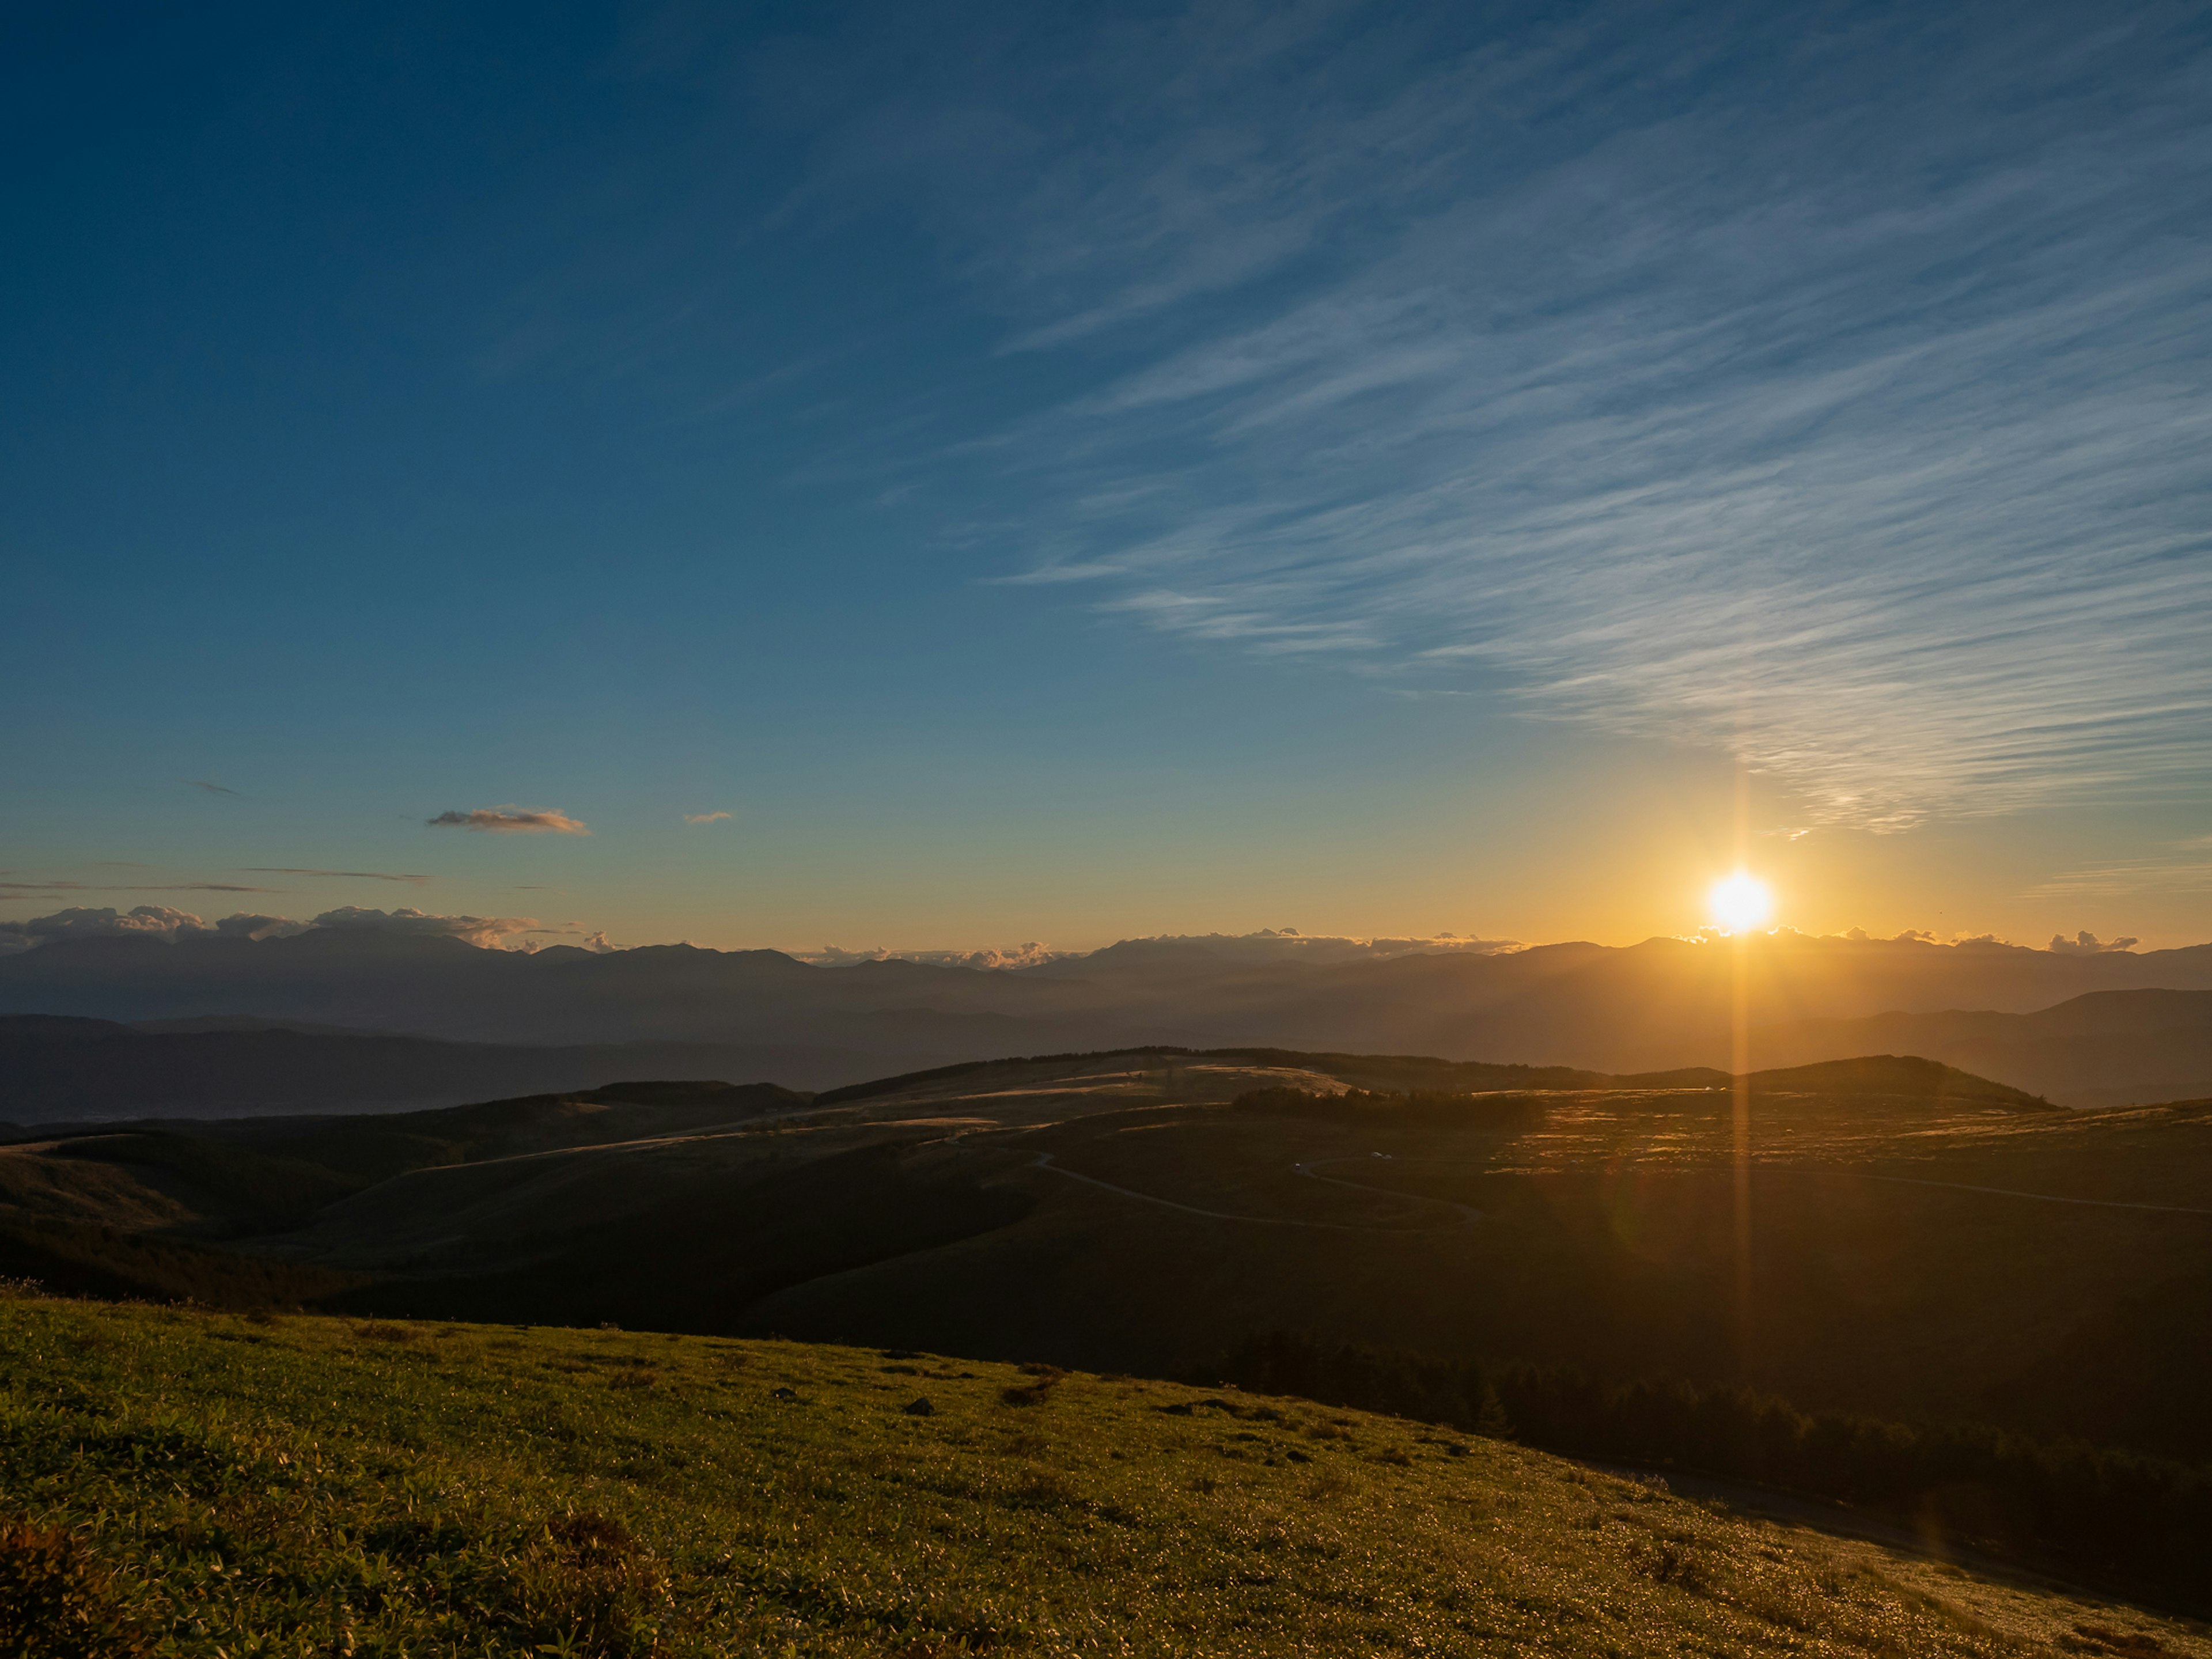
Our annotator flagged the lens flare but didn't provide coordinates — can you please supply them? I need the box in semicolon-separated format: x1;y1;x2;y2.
1708;872;1773;933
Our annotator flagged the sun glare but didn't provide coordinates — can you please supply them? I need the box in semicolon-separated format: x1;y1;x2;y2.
1708;872;1773;933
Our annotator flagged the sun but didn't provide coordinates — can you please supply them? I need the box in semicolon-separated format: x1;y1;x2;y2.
1707;872;1773;933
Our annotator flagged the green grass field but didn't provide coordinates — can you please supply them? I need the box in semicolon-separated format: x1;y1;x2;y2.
2;1289;2203;1657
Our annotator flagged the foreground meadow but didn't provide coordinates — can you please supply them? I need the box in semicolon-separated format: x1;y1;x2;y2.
1;1291;2201;1657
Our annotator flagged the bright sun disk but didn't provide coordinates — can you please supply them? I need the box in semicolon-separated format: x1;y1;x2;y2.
1708;872;1773;933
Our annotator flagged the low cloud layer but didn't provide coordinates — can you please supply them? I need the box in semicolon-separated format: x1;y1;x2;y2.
794;929;1521;972
0;903;584;955
0;906;214;950
2047;930;2142;956
799;941;1074;971
1105;930;1522;967
427;807;590;835
1829;926;2150;955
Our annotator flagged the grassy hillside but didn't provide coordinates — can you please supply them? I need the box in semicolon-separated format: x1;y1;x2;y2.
2;1291;2202;1658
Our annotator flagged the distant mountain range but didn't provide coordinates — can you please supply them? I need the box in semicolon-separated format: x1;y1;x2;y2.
2;928;2209;1115
1756;988;2212;1109
0;1015;854;1122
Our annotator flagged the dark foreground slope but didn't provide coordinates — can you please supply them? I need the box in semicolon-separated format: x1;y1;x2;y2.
2;1291;2203;1657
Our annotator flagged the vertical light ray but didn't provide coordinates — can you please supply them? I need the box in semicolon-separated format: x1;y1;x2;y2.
1732;763;1754;1374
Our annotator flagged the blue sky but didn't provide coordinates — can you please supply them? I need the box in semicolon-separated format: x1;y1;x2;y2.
4;0;2210;953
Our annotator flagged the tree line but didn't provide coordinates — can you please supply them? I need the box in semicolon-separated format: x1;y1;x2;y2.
1207;1330;2212;1611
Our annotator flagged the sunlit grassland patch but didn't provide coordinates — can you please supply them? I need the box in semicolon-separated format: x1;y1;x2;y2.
0;1293;2200;1657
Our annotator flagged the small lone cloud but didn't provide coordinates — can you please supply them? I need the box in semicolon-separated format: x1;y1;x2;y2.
2047;930;2141;955
246;868;432;885
427;807;590;835
683;811;733;825
186;779;243;797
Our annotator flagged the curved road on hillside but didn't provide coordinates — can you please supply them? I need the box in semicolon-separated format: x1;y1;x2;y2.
1801;1167;2212;1217
1028;1151;1479;1232
1030;1145;2212;1232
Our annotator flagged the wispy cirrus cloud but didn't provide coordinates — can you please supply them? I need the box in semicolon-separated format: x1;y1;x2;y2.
683;810;733;825
427;807;591;835
0;878;279;894
185;779;242;797
245;868;432;884
2024;838;2212;900
983;562;1125;586
802;0;2212;832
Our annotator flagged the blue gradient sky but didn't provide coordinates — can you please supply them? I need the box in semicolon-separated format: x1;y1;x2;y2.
5;1;2210;953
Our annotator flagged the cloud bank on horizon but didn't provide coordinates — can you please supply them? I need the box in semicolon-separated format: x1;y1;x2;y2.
798;0;2212;833
0;905;608;955
2;908;2150;964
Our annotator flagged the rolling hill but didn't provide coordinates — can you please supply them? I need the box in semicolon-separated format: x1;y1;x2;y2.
1757;990;2212;1107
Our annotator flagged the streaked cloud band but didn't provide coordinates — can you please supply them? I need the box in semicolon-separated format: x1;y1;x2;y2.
873;1;2212;830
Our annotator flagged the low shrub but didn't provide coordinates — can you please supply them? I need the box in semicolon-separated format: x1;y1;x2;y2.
0;1517;146;1657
